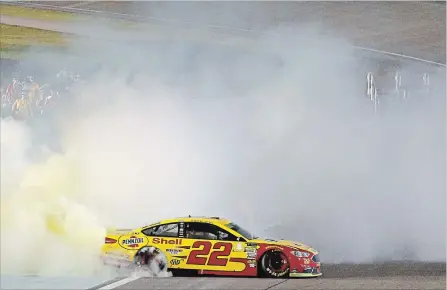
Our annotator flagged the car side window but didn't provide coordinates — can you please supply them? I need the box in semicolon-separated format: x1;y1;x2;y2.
142;223;179;237
185;222;239;241
215;226;239;242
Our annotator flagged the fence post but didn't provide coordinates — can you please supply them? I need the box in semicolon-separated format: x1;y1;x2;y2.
373;86;378;114
367;72;375;101
423;73;430;95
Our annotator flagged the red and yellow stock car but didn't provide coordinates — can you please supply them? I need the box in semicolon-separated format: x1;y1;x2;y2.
101;216;321;278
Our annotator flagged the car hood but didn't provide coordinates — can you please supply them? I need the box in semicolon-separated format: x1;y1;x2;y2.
252;238;318;254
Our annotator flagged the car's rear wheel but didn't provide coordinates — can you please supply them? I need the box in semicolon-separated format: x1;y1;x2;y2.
134;246;168;274
259;250;290;278
170;269;199;277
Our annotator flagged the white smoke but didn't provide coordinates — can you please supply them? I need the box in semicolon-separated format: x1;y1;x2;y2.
0;18;445;277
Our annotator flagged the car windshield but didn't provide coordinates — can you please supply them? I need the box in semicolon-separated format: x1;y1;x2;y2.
226;222;258;240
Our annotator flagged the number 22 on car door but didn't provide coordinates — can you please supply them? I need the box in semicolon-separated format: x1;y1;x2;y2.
184;240;244;271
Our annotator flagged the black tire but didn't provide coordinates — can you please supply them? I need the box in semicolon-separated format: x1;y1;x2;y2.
259;250;290;278
170;269;199;277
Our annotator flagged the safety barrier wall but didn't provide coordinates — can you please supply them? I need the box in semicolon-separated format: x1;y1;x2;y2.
366;71;434;113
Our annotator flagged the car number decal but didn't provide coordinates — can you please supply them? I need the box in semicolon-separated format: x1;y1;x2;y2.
186;241;233;266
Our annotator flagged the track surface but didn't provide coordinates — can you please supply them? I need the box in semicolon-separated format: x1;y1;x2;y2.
23;1;447;63
92;263;446;290
2;2;446;289
114;276;445;290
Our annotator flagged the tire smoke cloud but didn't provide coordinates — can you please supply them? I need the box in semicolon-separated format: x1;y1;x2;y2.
1;17;445;276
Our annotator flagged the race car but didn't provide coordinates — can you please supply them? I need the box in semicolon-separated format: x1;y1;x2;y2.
101;216;321;278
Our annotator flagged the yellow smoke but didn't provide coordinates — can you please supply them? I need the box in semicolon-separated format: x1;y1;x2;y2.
0;153;106;275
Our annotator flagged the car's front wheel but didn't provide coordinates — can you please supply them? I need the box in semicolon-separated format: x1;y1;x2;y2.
259;250;290;278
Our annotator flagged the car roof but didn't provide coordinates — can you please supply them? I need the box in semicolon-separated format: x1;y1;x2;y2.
142;216;231;229
167;216;231;224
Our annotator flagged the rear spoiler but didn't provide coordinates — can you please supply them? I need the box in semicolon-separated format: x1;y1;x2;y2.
106;228;134;234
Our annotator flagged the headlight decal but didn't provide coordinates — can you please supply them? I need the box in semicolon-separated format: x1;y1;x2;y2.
291;250;310;258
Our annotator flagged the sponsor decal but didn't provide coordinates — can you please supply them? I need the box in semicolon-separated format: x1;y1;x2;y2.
303;258;310;265
233;243;244;252
266;245;283;250
118;235;148;249
244;247;257;253
291;269;298;273
179;223;185;237
246;242;258;247
122;237;144;246
170;258;181;266
266;266;289;277
302;266;313;273
246;252;257;259
245;246;258;259
152;238;183;245
166;248;183;255
247;259;257;268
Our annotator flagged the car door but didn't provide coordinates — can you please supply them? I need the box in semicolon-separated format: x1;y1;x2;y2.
177;222;249;272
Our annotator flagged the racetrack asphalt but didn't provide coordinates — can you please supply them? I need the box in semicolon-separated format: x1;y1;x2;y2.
111;276;446;290
17;0;447;64
98;262;447;290
1;2;446;289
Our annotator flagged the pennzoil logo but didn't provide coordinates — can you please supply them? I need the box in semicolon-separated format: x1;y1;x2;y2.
118;236;148;249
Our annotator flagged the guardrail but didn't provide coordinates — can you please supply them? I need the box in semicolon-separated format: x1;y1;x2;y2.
366;71;434;113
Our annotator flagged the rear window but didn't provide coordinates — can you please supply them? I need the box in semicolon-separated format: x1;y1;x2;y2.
142;223;179;237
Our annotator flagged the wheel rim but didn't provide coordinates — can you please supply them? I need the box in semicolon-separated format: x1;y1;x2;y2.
266;251;288;273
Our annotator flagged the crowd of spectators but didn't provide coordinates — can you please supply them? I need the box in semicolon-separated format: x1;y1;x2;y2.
1;69;82;121
1;68;84;154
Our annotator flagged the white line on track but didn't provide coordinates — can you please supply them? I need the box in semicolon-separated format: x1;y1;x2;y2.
1;1;445;67
97;277;140;290
67;1;102;8
353;46;446;67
